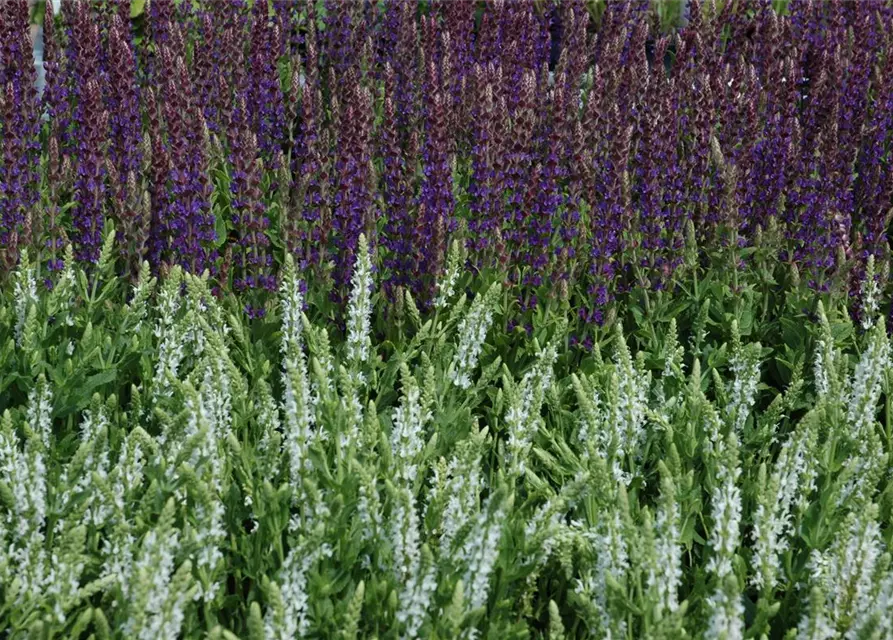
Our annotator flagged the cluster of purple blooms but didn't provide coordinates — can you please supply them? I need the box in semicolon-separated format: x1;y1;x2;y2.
1;0;892;318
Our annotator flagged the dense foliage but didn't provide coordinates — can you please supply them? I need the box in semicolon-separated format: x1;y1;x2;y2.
0;234;892;638
2;0;893;638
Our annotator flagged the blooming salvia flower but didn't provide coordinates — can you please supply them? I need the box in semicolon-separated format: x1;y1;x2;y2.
279;254;322;526
797;505;887;637
751;414;818;592
391;485;437;639
796;585;836;640
354;460;383;548
123;261;157;334
26;377;53;450
429;433;486;558
47;245;77;328
705;429;742;580
12;249;38;347
858;254;881;331
337;363;365;451
813;301;843;401
264;541;331;639
110;429;148;516
152;266;185;401
705;574;745;640
56;404;112;529
303;317;336;397
0;404;50;602
504;339;558;476
845;318;889;437
575;509;629;639
647;464;682;618
280;253;305;358
726;322;761;435
847;570;893;639
179;358;230;595
522;483;585;580
434;239;463;310
449;282;501;389
459;494;508;619
346;233;374;365
837;318;890;508
703;401;744;640
609;327;650;478
390;365;432;484
120;499;190;640
256;380;283;479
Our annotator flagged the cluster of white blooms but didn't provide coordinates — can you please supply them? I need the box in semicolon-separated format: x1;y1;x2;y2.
280;255;305;359
304;321;336;396
797;506;889;638
256;381;283;477
573;376;602;462
827;513;884;630
390;487;437;639
346;234;374;365
199;348;234;451
390;368;432;483
152;268;186;400
279;258;323;525
266;542;332;639
661;320;686;382
813;300;849;403
391;487;422;581
813;333;836;400
121;516;189;640
523;497;581;578
610;330;650;478
848;571;893;639
795;583;836;640
435;446;485;557
726;338;761;435
12;254;38;347
838;319;890;507
110;432;146;515
41;527;89;624
0;395;50;564
505;341;558;476
648;474;682;617
705;466;743;576
751;421;815;591
858;255;881;331
704;581;745;640
459;496;506;615
26;381;53;450
58;407;112;529
355;464;383;547
339;374;365;450
191;495;225;576
434;240;462;310
449;282;500;389
575;371;630;487
845;319;889;436
704;405;743;638
575;511;629;639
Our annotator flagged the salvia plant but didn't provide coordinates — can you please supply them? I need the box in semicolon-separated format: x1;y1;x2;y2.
0;0;892;325
2;0;893;638
0;226;889;638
